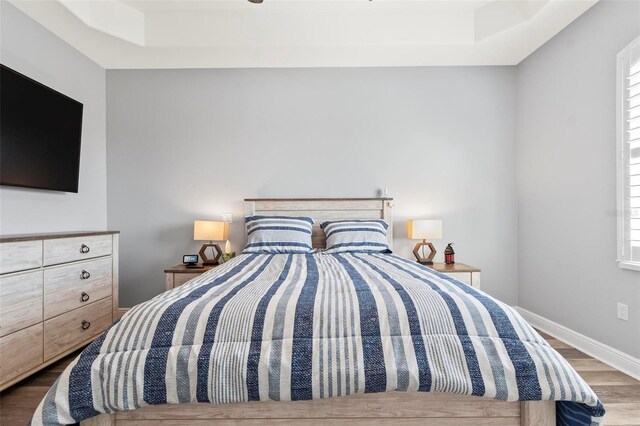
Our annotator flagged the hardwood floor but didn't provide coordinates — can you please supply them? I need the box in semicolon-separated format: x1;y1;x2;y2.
1;331;639;425
0;348;82;425
535;331;640;425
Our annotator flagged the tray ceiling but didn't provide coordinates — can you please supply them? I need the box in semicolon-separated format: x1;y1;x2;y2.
7;0;598;68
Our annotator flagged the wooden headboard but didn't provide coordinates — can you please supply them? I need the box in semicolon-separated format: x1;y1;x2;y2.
244;198;394;250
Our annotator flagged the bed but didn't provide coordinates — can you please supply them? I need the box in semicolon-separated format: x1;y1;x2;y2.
31;198;604;425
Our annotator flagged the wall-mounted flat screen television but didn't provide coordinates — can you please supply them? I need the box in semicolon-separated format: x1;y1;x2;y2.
1;64;83;193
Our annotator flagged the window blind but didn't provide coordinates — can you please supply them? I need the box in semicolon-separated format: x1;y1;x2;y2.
618;35;640;271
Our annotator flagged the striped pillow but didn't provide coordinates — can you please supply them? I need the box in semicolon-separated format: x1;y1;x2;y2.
321;220;391;253
243;215;315;254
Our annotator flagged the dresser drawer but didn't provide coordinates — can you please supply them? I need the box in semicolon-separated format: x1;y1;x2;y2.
0;240;42;274
44;258;113;319
44;297;112;360
0;271;43;337
0;323;43;385
44;235;112;266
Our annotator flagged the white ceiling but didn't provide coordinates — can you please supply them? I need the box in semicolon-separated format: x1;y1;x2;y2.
8;0;598;69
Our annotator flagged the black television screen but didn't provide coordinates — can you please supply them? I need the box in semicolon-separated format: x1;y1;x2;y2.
1;64;83;193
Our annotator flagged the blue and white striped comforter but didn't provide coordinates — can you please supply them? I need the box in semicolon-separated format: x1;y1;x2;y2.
33;253;604;425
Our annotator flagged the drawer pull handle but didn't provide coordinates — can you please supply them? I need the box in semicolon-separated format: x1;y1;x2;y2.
80;270;91;280
81;292;90;302
81;320;91;331
80;244;90;254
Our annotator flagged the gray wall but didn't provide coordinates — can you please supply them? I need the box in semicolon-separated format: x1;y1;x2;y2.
517;0;640;358
107;67;518;307
0;2;107;234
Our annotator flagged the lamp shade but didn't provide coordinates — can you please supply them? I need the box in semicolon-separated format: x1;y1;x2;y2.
407;219;442;240
194;220;228;241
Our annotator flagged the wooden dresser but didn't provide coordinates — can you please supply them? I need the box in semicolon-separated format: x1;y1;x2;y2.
0;231;119;390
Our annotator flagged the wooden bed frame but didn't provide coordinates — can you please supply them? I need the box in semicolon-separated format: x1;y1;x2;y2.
83;394;555;425
81;198;556;426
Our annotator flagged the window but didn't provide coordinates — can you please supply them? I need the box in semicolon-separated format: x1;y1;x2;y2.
618;35;640;271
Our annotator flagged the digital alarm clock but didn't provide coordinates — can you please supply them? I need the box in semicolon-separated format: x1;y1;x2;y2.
183;254;199;267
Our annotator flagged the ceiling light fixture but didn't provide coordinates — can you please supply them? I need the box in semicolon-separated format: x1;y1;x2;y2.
248;0;263;3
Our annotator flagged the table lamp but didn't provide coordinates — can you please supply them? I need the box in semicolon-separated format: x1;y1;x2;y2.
407;219;442;265
194;220;228;265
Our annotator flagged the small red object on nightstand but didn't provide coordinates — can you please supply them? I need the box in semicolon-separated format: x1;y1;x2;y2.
444;243;455;264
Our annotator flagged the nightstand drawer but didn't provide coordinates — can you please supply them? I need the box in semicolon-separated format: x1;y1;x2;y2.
426;263;481;289
165;264;217;291
444;272;472;286
174;273;201;287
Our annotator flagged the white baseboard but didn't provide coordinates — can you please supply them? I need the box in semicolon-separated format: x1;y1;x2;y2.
516;307;640;381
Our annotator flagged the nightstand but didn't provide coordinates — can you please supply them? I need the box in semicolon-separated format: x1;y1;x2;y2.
165;264;217;290
426;263;481;289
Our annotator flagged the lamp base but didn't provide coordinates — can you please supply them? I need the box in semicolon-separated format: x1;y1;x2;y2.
413;240;436;265
199;243;222;265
